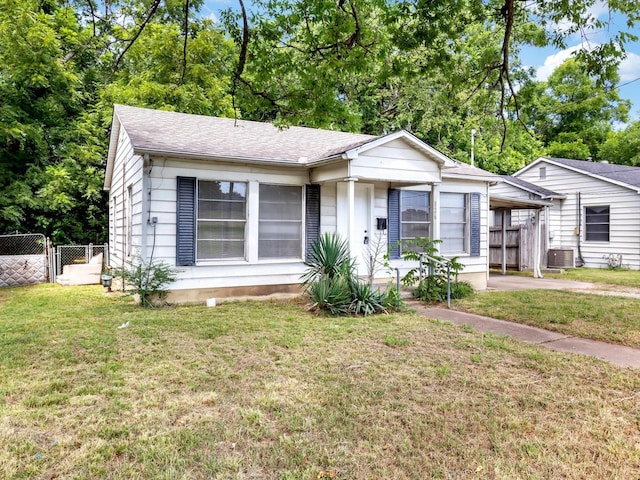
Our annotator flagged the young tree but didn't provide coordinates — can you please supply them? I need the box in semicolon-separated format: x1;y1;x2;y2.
519;58;630;160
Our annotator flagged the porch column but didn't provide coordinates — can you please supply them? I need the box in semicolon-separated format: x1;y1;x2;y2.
533;209;543;278
346;178;357;256
501;209;507;275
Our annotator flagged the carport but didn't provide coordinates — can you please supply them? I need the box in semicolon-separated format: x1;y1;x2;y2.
490;195;554;278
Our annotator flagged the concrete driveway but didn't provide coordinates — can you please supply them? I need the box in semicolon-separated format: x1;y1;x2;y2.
487;274;595;291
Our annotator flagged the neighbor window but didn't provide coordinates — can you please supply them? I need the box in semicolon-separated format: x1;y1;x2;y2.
400;190;430;251
197;180;247;260
440;193;468;254
259;184;303;259
585;206;610;242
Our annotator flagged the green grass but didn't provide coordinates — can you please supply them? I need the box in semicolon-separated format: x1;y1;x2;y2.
548;267;640;287
455;289;640;348
2;284;640;478
492;267;640;288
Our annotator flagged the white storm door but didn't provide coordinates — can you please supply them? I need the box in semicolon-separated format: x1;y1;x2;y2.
354;183;373;276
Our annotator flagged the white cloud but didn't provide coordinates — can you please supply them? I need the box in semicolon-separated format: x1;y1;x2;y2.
535;46;583;81
536;46;640;86
619;52;640;82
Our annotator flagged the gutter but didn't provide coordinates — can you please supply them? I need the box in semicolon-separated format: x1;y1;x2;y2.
132;148;309;168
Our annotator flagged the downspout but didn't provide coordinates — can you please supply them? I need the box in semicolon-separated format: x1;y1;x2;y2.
121;157;126;277
576;192;584;267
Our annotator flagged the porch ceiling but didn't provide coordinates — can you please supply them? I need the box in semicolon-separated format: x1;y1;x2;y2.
490;195;554;210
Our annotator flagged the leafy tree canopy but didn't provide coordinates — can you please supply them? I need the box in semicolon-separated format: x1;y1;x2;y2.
0;0;638;241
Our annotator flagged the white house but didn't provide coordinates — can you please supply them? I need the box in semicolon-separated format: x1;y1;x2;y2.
104;105;498;303
491;157;640;270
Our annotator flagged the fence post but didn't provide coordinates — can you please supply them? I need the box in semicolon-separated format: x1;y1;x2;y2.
104;243;110;267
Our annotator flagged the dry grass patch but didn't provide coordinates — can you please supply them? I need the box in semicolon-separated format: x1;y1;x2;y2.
1;285;640;478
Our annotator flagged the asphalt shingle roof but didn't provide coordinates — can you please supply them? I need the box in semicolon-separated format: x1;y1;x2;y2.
546;157;640;189
114;104;378;164
500;175;564;198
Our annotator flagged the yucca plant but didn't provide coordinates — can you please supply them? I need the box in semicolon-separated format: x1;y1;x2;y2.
301;233;356;286
302;233;400;316
349;280;387;316
307;275;353;315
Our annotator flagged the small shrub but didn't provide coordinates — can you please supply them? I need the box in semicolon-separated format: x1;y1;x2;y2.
303;233;399;316
449;281;474;299
349;281;387;316
307;275;352;316
392;237;474;303
112;257;179;308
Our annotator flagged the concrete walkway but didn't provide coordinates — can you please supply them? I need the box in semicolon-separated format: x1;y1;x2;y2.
407;275;640;369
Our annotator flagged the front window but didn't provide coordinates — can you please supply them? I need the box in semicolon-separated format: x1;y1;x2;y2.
197;181;247;260
401;190;430;251
585;206;609;242
259;184;302;259
440;193;468;254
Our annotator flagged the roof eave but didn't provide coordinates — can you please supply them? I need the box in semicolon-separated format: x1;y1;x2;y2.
103;108;121;191
442;172;498;183
133;147;308;168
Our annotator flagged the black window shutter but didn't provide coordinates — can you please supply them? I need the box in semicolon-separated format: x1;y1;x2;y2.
470;192;481;257
388;189;401;259
176;176;196;266
305;184;321;261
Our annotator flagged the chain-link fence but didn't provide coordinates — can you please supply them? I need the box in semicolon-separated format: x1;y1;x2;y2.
0;234;110;287
0;234;50;287
54;244;109;280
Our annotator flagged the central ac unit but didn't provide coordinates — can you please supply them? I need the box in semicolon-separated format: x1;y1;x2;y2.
547;249;575;268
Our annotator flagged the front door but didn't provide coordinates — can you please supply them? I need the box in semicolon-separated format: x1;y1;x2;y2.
354;183;373;276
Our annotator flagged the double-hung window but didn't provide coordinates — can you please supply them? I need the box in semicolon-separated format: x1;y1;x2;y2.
585;206;609;242
197;180;247;260
259;184;303;259
440;193;468;254
400;190;430;251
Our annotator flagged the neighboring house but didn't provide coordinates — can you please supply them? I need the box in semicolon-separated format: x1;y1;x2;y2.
491;157;640;270
104;105;497;302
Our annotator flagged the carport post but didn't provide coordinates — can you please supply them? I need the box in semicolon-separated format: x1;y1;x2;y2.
501;209;507;275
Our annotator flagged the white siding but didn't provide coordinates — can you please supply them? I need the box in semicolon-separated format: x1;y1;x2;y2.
106;133;492;294
107;127;144;270
351;138;441;183
517;161;640;269
143;157;310;291
320;183;337;234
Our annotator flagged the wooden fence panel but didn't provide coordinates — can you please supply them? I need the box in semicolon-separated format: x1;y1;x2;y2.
489;222;547;271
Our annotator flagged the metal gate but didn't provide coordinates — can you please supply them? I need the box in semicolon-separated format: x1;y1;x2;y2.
53;244;109;279
0;234;50;287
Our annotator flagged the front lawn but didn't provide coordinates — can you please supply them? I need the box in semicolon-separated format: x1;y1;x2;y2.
455;289;640;348
2;284;640;479
494;267;640;288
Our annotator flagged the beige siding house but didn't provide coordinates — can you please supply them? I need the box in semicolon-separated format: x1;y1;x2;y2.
104;105;497;302
492;157;640;270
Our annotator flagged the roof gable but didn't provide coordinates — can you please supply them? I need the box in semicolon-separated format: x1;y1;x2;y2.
517;157;640;193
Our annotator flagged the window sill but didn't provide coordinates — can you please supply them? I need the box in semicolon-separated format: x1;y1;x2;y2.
195;258;304;266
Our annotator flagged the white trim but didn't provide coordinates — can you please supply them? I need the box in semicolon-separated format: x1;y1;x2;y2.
341;130;457;167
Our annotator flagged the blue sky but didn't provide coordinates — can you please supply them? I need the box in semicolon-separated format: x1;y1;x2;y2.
202;0;640;123
520;3;640;122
